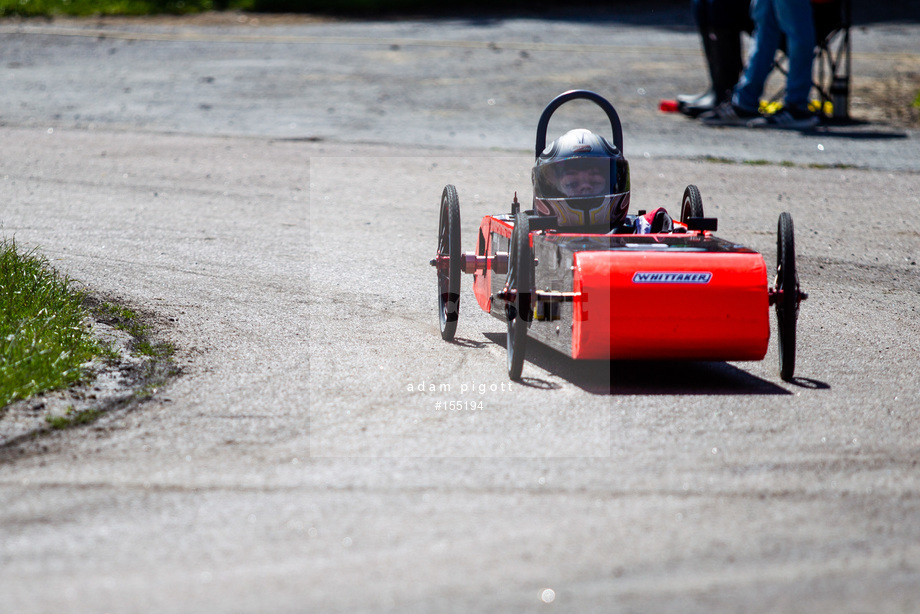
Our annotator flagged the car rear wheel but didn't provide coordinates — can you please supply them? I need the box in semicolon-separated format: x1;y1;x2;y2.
506;212;532;380
437;184;461;340
775;211;798;381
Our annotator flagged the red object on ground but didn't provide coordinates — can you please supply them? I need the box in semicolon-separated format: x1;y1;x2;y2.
659;99;679;113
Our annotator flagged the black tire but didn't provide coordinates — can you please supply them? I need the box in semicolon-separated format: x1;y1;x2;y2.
680;184;704;224
437;185;461;341
775;211;798;381
505;212;532;380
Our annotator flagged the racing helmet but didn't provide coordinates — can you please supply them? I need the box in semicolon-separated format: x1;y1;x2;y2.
532;128;630;228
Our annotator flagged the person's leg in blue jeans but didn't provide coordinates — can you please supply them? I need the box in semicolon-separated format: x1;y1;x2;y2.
703;0;818;126
775;0;816;109
734;0;783;112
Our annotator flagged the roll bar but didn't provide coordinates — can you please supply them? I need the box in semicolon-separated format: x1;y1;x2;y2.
534;90;624;159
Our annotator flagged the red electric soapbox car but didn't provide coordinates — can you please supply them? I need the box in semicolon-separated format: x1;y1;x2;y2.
432;90;807;381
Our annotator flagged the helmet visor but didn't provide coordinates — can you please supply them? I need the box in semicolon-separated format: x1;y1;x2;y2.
534;156;629;200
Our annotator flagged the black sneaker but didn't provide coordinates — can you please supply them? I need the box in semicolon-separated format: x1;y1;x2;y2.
752;106;820;130
700;101;762;127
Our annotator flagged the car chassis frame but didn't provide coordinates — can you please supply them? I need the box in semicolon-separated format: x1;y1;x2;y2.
432;90;807;381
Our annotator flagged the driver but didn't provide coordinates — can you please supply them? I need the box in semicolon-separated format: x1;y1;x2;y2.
532;128;673;233
559;160;607;197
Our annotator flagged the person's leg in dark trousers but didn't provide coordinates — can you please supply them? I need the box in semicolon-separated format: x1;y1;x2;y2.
678;0;752;117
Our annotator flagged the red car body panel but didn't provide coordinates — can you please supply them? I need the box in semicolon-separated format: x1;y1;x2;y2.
572;249;769;360
472;216;513;313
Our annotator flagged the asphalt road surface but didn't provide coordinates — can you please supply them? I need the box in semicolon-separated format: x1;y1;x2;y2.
1;8;919;613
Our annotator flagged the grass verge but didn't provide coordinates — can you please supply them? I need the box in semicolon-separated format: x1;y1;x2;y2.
0;0;630;17
700;155;858;170
46;407;101;429
1;240;179;445
0;0;253;17
92;300;174;361
1;238;100;409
